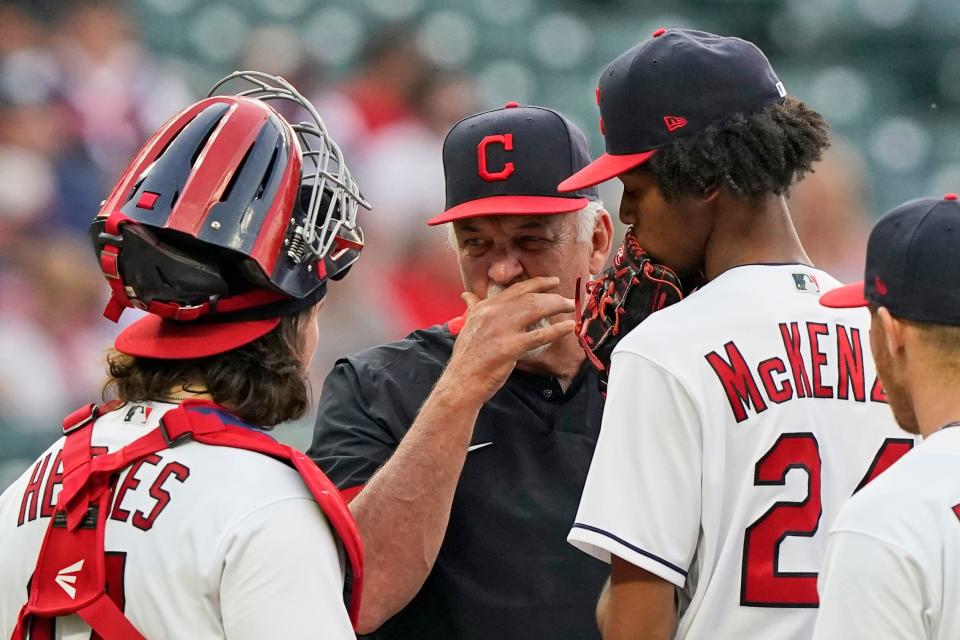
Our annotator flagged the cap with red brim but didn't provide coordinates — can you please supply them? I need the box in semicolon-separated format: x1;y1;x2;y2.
427;195;588;226
820;282;868;309
115;314;281;359
557;150;656;193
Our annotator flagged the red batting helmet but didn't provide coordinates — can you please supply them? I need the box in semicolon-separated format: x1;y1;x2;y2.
90;71;369;359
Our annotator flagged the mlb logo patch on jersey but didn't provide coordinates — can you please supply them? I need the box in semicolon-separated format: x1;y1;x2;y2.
124;404;153;423
793;273;820;294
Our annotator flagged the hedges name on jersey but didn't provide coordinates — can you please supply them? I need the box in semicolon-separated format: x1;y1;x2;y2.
569;264;915;639
0;401;352;640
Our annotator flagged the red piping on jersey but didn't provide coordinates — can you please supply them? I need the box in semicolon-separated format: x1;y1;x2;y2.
12;401;364;638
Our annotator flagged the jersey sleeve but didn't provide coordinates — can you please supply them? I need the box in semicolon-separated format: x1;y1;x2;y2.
308;359;399;493
568;351;702;587
813;531;929;640
219;497;355;640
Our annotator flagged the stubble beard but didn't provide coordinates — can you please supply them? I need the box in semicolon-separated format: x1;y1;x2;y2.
874;345;920;434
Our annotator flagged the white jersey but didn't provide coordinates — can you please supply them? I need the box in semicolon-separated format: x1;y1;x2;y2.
814;426;960;640
0;401;354;640
569;264;913;639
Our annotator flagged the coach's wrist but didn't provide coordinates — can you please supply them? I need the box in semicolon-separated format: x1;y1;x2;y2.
432;364;491;412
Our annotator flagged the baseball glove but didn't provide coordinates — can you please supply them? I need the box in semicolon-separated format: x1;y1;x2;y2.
576;228;685;392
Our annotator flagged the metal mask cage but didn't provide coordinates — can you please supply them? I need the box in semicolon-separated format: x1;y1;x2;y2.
207;70;370;269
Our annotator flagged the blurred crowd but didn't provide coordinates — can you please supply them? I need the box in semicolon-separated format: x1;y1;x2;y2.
0;0;875;483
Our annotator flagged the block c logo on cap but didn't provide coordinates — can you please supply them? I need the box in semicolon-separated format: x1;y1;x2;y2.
477;134;514;182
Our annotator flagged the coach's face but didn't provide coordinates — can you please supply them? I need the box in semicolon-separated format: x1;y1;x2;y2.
869;307;919;434
617;167;714;278
452;211;611;333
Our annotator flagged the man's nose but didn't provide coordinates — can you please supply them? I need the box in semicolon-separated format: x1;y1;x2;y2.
487;250;524;285
618;200;638;226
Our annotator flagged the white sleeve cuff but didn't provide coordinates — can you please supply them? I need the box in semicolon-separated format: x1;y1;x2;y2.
568;522;687;588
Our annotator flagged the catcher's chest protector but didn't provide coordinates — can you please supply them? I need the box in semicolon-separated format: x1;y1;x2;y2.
11;400;363;640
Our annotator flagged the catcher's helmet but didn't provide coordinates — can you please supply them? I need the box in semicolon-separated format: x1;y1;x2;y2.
92;71;369;359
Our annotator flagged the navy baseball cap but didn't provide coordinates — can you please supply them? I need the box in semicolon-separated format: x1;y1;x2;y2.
428;102;599;226
821;194;960;324
559;28;787;193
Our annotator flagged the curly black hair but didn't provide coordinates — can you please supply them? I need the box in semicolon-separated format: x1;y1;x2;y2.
647;97;830;201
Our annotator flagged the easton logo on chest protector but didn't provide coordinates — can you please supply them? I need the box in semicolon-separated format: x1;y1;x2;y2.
54;559;84;599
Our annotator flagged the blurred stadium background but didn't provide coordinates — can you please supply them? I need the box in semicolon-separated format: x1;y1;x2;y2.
1;0;958;485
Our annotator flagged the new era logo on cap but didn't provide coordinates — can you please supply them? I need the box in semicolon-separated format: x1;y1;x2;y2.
428;102;599;226
874;276;888;296
559;28;787;193
664;116;688;132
